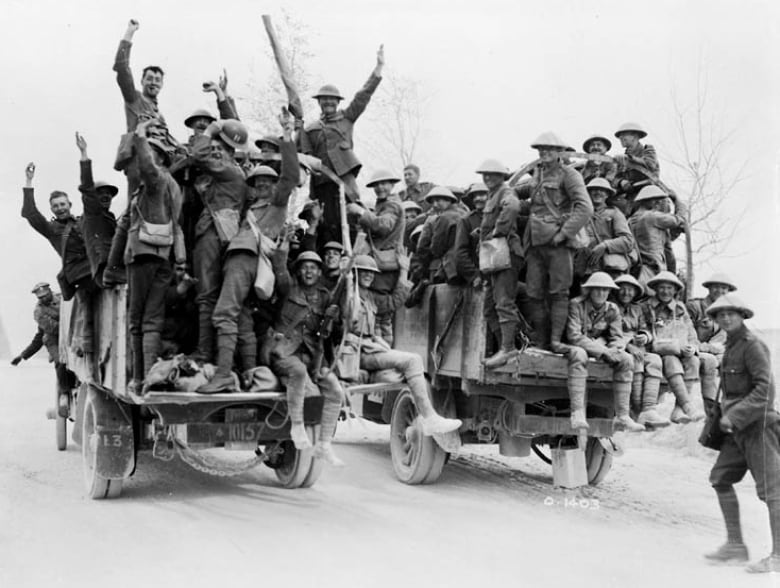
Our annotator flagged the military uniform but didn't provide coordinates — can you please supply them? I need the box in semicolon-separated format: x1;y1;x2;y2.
453;208;482;284
687;296;727;358
628;204;685;287
79;159;117;287
580;160;618;188
613;142;659;211
577;204;634;277
399;181;435;212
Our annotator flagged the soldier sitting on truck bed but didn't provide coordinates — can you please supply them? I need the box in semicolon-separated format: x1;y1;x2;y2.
564;272;644;432
341;254;462;436
453;183;488;288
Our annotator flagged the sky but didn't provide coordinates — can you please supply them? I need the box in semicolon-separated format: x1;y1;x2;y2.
0;0;778;350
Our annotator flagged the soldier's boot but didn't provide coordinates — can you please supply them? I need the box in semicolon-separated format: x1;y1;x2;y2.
407;374;462;436
549;296;572;354
484;321;518;369
314;371;345;466
613;381;645;432
637;376;671;428
485;319;500;357
706;487;749;564
682;377;706;422
526;299;550;350
142;331;161;380
197;333;237;394
747;499;780;572
194;311;215;364
630;372;644;417
238;340;257;383
129;335;144;394
313;442;345;467
667;374;693;424
568;376;589;431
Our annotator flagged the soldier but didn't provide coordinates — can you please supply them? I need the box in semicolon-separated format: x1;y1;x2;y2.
343;254;462;435
410;187;464;284
398;164;435;212
613;274;670;427
21;163;95;356
262;250;344;465
298;45;385;243
253;134;282;175
320;241;344;290
643;272;707;423
576;178;635;280
454;183;488;288
75;133;119;288
687;272;735;362
565;272;644;432
629;185;686;289
121;119;185;392
477;159;523;367
704;295;780;573
580;134;617;187
612;122;659;213
401;201;423;250
516;133;593;353
199;113;299;393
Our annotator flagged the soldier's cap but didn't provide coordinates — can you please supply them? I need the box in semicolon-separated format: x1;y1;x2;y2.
475;159;509;177
294;251;323;267
298;200;321;220
184;109;216;129
322;241;344;253
582;134;612;152
254;135;281;151
353;254;380;273
705;293;753;319
31;282;51;294
586;177;616;196
615;122;647;139
401;200;423;213
94;181;119;197
462;182;488;208
313;84;344;100
702;273;737;292
581;272;618;290
530;132;569;150
647;270;684;291
424;186;458;203
246;165;279;184
634;185;668;203
366;169;401;188
614;274;643;298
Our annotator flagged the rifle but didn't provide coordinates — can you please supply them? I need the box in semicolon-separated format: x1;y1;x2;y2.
262;15;304;120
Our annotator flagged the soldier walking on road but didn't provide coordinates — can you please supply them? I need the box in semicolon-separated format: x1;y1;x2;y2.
704;295;780;574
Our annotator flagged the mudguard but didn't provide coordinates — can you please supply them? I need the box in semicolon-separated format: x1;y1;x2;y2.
87;384;135;479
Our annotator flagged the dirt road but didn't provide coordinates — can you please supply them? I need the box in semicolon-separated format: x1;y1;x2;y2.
0;363;773;587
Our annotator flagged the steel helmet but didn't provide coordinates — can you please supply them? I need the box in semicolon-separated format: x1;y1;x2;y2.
184;108;216;129
313;84;344;100
475;159;509;176
424;186;457;203
581;271;618;290
401;200;423;213
218;120;249;150
705;293;754;319
647;270;684;291
354;254;380;273
31;282;51;294
634;185;668;203
530;132;569;150
322;241;344;253
94;181;119;197
246;165;279;184
614;274;643;298
615;122;647;139
254;134;281;150
366;169;401;188
702;272;737;292
586;177;616;196
294;251;323;267
582;134;612;152
467;182;488;195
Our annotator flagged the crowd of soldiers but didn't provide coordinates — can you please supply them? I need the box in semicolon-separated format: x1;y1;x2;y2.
10;19;780;573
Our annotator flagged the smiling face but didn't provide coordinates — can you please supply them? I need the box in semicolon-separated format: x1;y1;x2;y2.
481;173;504;191
586;287;610;307
357;270;375;289
323;248;342;270
251;175;275;199
317;96;340;115
707;283;731;301
190;117;211;136
373;181;394;200
472;192;488;211
141;68;164;99
537;147;559;164
296;261;321;287
588;140;608;154
96;187;114;210
49;194;71;220
655;282;678;303
714;309;745;335
588;188;609;208
617;284;638;305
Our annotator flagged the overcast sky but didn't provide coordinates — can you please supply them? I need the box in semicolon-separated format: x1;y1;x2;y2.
0;0;777;350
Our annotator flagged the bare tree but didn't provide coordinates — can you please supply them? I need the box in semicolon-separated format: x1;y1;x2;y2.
666;62;747;297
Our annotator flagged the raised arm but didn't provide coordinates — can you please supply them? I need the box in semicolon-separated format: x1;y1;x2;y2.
21;163;53;241
204;70;239;120
342;45;384;122
114;19;140;103
273;108;300;206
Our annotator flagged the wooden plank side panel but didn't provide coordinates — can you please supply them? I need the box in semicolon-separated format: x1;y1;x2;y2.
430;284;466;376
393;286;433;370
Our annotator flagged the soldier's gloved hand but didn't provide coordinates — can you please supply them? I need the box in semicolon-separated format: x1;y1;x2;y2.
10;356;22;366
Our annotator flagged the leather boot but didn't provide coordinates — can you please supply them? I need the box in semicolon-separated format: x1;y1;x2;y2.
568;376;589;430
613;381;645;432
485;320;500;357
637;376;671;428
407;374;462;435
142;331;161;379
667;374;692;424
484;322;518;369
526;299;549;350
129;335;144;394
549;296;571;354
195;310;215;364
197;332;238;394
238;339;257;373
630;373;644;417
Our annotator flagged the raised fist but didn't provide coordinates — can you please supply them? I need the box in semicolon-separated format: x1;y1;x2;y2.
25;162;35;181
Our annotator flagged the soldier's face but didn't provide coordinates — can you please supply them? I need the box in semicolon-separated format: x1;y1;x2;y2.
373;181;394;199
707;284;730;300
404;210;419;222
655;283;677;302
49;196;71;220
588;140;607;154
537;147;559;164
252;176;274;198
36;290;53;304
323;249;342;270
403;168;419;187
618;133;639;149
481;173;504;191
190;117;212;136
209;140;231;162
357;270;375;288
714;310;744;334
587;287;610;307
431;197;450;212
297;261;321;286
97;188;114;210
588;189;608;206
617;284;637;305
317;97;339;115
472;193;488;211
141;70;164;99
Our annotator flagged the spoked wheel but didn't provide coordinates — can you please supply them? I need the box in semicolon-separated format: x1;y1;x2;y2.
585;437;614;486
389;389;447;485
274;426;322;489
82;391;123;499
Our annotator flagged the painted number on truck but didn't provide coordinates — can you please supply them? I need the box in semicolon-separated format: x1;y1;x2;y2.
101;434;123;447
227;423;261;442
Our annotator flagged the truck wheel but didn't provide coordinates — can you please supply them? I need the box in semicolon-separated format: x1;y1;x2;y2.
275;426;319;489
82;391;123;499
585;437;613;486
390;389;447;485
